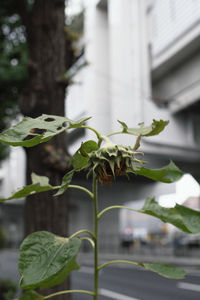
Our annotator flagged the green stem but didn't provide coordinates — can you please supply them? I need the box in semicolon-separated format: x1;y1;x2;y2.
68;184;94;199
98;260;138;271
43;289;94;299
81;125;102;140
70;229;95;240
98;205;137;220
80;237;95;248
93;174;98;300
106;131;123;137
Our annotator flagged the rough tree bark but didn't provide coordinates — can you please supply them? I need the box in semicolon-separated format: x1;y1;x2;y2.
16;1;72;299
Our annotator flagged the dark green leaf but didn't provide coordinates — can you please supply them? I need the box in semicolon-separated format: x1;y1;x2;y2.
18;231;81;290
140;197;200;233
0;114;91;147
54;170;74;196
72;151;88;171
17;290;44;300
140;263;186;279
136;161;183;183
118;119;169;136
72;140;99;171
80;140;99;154
0;173;54;203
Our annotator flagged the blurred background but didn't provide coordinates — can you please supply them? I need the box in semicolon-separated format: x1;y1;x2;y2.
0;0;200;299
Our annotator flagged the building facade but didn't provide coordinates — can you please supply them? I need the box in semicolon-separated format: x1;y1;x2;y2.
66;0;200;252
1;0;200;251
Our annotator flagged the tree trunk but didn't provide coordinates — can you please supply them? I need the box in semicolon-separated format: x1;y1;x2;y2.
18;1;71;299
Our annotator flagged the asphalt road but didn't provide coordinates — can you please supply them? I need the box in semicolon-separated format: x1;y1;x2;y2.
71;264;200;300
0;250;200;300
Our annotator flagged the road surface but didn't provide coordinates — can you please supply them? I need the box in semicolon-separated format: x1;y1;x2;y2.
71;263;200;300
0;250;200;299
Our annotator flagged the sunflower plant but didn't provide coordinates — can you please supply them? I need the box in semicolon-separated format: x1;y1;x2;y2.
0;115;200;300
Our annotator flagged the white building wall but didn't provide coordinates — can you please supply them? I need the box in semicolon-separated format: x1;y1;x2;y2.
0;147;26;201
67;1;110;153
108;0;149;145
151;0;200;56
67;0;200;163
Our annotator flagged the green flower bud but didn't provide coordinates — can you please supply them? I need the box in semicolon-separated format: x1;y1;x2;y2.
87;143;144;184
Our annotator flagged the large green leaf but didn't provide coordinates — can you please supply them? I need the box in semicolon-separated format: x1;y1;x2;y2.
0;173;54;203
140;263;186;279
54;170;74;196
18;231;81;290
0;114;91;147
118;119;169;136
17;290;44;300
72;140;99;171
140;197;200;233
136;161;183;183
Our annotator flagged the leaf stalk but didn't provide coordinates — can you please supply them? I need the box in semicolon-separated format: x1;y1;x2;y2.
98;205;137;220
98;260;138;271
70;229;95;240
68;184;94;199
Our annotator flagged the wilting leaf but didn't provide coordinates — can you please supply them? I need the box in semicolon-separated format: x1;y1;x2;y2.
72;140;99;171
136;161;183;183
0;173;54;203
54;170;74;196
140;197;200;233
118;119;169;136
140;263;186;279
19;231;81;290
17;290;44;300
0;114;91;147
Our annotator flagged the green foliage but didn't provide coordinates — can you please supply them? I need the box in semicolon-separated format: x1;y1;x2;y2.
0;115;199;299
136;161;183;183
140;197;200;234
0;114;91;147
0;1;28;160
0;278;17;300
17;290;44;300
118;119;169;136
18;231;81;290
72;140;99;171
54;170;74;196
0;173;54;202
0;169;75;202
140;263;186;279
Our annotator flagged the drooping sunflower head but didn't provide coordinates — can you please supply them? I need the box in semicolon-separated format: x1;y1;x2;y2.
87;143;145;184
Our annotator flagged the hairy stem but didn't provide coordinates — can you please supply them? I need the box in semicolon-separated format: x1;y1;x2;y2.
93;174;99;300
43;289;94;299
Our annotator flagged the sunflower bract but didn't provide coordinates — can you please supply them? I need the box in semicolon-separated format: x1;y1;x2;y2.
87;144;145;184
